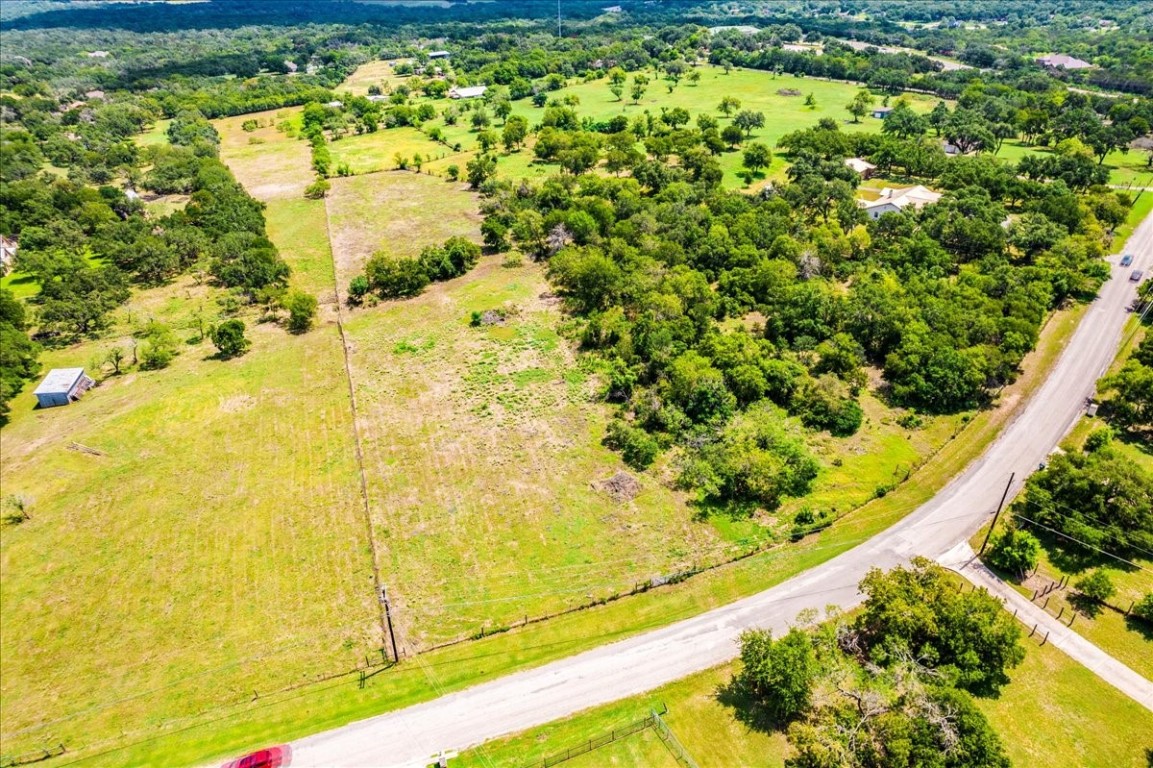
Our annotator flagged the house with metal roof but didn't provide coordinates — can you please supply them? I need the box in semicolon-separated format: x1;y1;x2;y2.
859;185;942;219
33;368;95;409
844;157;876;178
449;85;488;99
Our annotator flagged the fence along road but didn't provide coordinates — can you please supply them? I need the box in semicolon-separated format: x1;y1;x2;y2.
289;211;1153;768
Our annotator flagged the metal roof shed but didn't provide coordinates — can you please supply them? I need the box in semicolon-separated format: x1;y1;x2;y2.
33;368;94;409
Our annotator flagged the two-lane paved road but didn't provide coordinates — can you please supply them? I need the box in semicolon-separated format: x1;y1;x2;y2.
289;211;1153;768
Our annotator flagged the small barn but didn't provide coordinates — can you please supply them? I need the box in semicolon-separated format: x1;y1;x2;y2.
871;106;893;119
33;368;95;409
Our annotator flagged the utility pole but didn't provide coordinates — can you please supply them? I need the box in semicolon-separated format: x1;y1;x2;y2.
381;586;400;663
979;472;1016;555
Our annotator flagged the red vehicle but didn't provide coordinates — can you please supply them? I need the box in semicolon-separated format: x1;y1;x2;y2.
221;745;292;768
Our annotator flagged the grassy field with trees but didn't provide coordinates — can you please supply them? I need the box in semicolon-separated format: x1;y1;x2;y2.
2;2;1152;763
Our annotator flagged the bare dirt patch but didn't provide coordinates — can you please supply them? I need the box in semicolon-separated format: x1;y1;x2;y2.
595;471;642;503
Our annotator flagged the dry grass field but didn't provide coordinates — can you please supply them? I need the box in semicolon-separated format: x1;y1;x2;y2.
323;170;483;303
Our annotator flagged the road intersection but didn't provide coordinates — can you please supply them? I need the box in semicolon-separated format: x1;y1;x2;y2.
290;211;1153;767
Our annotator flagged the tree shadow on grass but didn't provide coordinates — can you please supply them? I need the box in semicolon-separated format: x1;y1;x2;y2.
1069;592;1106;619
714;678;785;735
1027;527;1138;577
688;496;762;524
1125;612;1153;641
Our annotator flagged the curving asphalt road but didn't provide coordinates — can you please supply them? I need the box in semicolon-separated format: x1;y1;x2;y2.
289;210;1153;768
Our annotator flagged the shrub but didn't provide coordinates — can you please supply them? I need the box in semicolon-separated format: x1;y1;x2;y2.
987;526;1040;578
348;275;370;304
1133;593;1153;622
1076;569;1116;603
446;164;460;181
604;419;660;470
282;289;318;333
138;322;178;371
210;319;250;359
365;253;429;298
304;179;331;199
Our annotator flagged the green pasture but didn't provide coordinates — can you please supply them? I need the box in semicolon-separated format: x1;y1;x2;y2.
998;138;1152;189
0;114;379;761
334;65;938;187
0;285;379;760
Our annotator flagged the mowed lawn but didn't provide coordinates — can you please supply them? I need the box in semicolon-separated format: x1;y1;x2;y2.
451;635;1153;768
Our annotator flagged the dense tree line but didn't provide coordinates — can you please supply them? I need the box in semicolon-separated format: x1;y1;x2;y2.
0;289;40;424
732;559;1021;767
466;95;1126;504
1100;331;1153;437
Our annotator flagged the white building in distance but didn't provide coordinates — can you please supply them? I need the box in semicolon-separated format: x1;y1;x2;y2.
449;85;487;99
860;185;942;219
1037;53;1093;70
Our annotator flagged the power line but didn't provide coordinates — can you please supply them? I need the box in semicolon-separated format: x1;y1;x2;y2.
1013;512;1152;572
1016;496;1153;561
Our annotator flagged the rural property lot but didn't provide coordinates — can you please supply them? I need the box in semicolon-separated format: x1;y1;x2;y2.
0;297;379;758
342;255;725;649
0;111;380;759
4;57;1142;766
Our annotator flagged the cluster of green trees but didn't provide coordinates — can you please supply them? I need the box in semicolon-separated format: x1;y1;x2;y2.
350;236;482;303
0;79;305;422
732;559;1021;767
1100;330;1153;436
1012;435;1153;561
470;98;1124;504
0;290;40;425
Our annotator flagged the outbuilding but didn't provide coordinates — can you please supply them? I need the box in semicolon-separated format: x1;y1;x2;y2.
33;368;95;409
871;106;893;119
844;157;876;178
449;85;488;99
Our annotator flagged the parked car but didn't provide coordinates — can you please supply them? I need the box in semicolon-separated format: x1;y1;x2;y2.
1120;254;1134;267
1132;270;1145;282
221;745;291;768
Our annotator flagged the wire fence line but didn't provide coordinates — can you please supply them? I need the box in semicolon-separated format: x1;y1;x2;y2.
518;706;668;768
652;710;700;768
0;743;65;768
